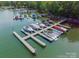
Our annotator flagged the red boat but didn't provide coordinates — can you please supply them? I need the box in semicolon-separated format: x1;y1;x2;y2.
52;25;67;32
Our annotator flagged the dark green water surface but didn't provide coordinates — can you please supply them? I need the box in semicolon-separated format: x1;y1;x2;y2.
0;10;79;58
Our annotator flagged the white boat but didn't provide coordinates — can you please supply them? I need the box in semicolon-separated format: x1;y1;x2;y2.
43;21;51;26
30;23;41;30
37;23;47;28
23;26;34;32
59;27;67;32
52;28;63;35
43;29;63;41
51;29;63;40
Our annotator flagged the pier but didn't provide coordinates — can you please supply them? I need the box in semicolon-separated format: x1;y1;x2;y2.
13;19;67;54
13;32;36;54
39;32;54;42
21;29;46;47
59;24;71;29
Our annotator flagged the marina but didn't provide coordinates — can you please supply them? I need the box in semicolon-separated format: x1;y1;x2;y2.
0;9;79;57
13;19;69;54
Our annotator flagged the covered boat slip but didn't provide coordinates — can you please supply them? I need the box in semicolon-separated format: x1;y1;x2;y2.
13;19;71;54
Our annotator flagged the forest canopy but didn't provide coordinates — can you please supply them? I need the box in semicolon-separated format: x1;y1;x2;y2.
0;1;79;19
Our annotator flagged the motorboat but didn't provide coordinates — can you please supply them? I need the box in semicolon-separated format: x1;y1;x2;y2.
30;23;41;30
23;26;34;33
52;25;68;32
37;23;47;28
14;14;24;20
47;19;54;24
43;29;63;41
42;21;51;26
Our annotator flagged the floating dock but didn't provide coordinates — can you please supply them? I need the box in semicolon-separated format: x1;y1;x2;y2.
39;32;54;42
59;24;71;29
21;29;46;47
13;19;68;54
13;32;36;54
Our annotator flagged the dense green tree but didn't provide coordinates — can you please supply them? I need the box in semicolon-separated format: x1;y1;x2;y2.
0;1;79;19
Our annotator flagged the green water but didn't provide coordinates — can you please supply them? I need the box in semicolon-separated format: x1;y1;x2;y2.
0;10;79;58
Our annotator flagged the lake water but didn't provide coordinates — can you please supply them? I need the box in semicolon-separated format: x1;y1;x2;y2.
0;10;79;58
